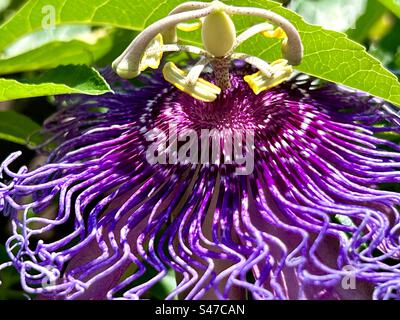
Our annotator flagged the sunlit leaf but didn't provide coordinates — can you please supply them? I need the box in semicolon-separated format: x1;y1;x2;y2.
0;30;114;75
0;65;112;102
2;25;93;57
0;0;185;51
0;28;114;75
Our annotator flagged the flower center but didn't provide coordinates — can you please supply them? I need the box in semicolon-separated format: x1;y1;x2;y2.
151;73;292;134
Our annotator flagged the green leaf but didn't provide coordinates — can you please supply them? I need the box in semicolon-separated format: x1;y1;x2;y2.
2;25;93;57
288;0;368;32
0;244;27;300
0;0;24;27
0;110;41;146
0;29;114;75
334;214;357;228
225;0;400;107
359;13;400;69
148;268;177;300
94;29;138;68
378;0;400;17
347;0;386;43
369;43;395;66
0;65;112;102
376;130;400;143
0;0;184;52
375;19;400;61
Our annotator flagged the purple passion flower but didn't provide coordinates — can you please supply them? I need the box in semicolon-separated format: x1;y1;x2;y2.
1;0;400;300
0;67;400;300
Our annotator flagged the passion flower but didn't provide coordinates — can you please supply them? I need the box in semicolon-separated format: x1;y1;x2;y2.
1;0;400;300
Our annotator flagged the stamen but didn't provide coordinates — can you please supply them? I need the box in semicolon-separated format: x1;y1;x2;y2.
113;6;214;79
140;34;164;72
234;22;274;49
225;5;303;65
244;59;293;94
231;53;273;78
162;62;221;102
262;27;287;39
162;1;212;43
185;57;209;86
146;44;208;56
114;34;164;79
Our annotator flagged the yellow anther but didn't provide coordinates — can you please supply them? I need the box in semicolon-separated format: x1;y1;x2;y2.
163;62;221;102
244;59;293;95
262;27;287;40
177;21;202;32
139;33;164;72
113;33;164;79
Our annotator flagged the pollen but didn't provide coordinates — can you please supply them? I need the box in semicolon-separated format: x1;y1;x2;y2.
162;62;221;102
244;59;293;94
139;33;164;72
262;27;287;39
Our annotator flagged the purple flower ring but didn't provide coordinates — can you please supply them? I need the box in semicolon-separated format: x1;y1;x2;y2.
1;67;400;300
